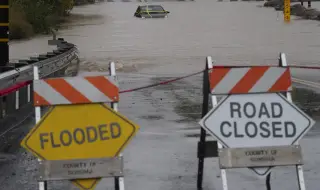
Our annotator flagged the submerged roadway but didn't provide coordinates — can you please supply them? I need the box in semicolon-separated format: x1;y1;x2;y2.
4;0;320;189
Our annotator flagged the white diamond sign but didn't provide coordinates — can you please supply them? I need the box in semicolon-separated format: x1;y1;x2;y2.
199;93;315;177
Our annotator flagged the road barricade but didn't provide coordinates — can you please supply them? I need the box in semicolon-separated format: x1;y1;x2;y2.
20;62;140;190
197;53;315;190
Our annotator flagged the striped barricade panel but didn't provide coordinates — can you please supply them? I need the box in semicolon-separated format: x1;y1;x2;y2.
33;76;119;106
209;66;292;95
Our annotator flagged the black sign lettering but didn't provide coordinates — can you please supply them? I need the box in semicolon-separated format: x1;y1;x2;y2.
234;122;244;138
98;124;109;140
60;130;72;146
272;122;283;138
219;121;297;139
285;121;296;137
245;150;267;156
220;121;232;137
258;103;270;118
68;169;93;175
230;102;241;118
110;123;121;139
86;126;98;143
243;102;256;118
74;128;86;145
219;100;298;139
38;123;122;149
259;122;270;138
50;132;61;148
245;149;277;162
250;156;275;162
271;102;282;118
63;162;87;169
245;122;258;138
40;133;49;150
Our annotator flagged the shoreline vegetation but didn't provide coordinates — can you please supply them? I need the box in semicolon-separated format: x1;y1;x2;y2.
263;0;320;21
9;0;100;40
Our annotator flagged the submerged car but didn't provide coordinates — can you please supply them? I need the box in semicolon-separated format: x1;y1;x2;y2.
134;5;170;18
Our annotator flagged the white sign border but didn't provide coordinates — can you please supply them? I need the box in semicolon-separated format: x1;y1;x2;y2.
199;92;315;176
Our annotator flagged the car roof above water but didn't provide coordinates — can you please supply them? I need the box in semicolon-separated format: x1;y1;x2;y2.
139;5;165;12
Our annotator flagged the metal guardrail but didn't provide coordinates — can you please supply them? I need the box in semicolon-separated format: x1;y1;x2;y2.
0;38;79;90
0;37;80;128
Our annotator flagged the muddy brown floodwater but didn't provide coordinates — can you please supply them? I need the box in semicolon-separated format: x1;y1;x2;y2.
58;1;320;73
4;0;320;190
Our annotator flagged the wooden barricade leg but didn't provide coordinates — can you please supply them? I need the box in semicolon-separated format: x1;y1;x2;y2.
266;53;307;190
197;57;228;190
33;66;48;190
207;57;229;190
280;53;306;190
110;62;125;190
197;58;210;189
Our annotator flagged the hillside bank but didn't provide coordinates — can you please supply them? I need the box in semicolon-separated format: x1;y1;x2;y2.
9;0;97;40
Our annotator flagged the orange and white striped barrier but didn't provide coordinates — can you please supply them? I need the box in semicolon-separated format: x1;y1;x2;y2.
33;75;119;106
209;66;292;95
197;53;310;190
26;62;130;190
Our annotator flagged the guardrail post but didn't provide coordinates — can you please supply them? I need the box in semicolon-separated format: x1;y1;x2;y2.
6;92;16;114
27;84;31;103
19;86;28;107
0;96;4;118
15;90;19;110
30;83;34;104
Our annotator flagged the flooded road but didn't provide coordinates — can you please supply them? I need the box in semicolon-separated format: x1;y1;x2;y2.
4;0;320;190
9;1;320;80
58;1;320;76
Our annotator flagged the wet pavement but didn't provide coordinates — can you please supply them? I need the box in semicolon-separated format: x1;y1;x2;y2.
4;0;320;189
0;71;319;190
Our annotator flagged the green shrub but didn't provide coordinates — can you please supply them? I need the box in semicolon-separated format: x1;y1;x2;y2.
9;0;75;39
9;4;33;39
60;0;74;16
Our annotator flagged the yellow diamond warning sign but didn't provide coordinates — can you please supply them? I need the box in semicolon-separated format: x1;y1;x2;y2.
21;103;139;190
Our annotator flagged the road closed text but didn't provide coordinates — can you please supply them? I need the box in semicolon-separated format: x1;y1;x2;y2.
39;123;121;149
220;102;296;138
